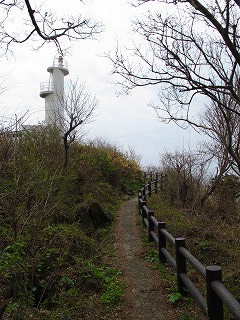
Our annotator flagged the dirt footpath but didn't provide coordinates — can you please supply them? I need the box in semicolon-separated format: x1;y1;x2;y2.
114;198;180;320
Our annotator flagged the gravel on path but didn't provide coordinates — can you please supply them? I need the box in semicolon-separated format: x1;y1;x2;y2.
114;198;180;320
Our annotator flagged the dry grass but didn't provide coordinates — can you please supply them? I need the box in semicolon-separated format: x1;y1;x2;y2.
147;192;240;319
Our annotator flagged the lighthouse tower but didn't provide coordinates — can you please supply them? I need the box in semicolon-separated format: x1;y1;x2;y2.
40;56;69;130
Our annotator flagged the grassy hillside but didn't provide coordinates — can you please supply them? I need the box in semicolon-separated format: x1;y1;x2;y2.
0;128;143;319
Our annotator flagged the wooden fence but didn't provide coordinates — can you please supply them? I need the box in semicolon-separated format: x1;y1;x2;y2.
139;173;240;320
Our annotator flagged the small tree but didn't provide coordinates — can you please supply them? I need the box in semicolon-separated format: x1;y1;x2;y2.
61;79;99;168
161;149;211;209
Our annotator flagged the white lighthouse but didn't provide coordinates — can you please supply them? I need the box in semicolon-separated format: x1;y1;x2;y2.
40;56;69;130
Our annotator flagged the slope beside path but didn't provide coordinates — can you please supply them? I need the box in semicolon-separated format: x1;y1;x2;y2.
114;198;180;320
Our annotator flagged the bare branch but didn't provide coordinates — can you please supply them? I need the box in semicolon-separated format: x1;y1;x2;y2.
110;0;240;175
0;0;103;55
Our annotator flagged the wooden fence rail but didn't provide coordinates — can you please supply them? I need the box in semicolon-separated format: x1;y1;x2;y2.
139;173;240;320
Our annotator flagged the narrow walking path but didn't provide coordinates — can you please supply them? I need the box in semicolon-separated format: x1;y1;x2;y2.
114;198;179;320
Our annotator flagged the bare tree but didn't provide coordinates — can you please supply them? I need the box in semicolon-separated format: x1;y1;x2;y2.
161;148;212;208
60;79;98;168
0;0;102;55
199;96;240;173
109;0;240;174
111;0;240;109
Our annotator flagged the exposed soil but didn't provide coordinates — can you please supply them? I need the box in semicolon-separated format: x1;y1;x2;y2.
114;198;180;320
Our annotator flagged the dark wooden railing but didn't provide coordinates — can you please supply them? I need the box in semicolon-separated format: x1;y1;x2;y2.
139;173;240;320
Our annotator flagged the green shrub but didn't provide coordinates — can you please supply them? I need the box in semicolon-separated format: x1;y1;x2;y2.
0;130;140;318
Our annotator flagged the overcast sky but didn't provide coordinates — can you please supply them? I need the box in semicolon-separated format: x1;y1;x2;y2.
0;0;202;168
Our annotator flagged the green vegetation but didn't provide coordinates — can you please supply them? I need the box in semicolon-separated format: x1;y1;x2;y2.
142;168;240;320
0;128;143;319
145;245;185;305
143;240;201;319
168;292;182;304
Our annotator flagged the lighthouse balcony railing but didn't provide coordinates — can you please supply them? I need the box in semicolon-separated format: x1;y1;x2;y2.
40;82;54;97
40;82;54;93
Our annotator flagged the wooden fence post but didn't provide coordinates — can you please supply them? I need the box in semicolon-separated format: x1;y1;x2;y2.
148;211;155;242
142;185;146;200
138;190;142;215
148;181;152;197
141;200;147;226
206;266;223;320
150;171;153;181
160;173;164;191
175;237;187;295
154;178;158;194
158;222;166;263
